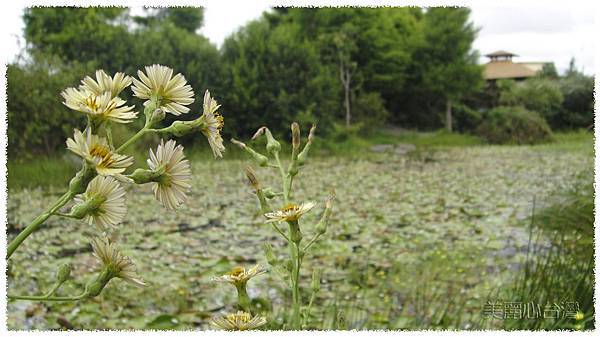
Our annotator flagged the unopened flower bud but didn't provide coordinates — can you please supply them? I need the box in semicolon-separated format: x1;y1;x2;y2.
83;269;112;299
129;167;164;184
262;187;279;199
291;122;301;154
253;127;281;155
56;263;72;283
311;269;321;293
68;194;107;219
231;139;269;167
68;163;96;195
288;221;303;244
161;116;205;137
262;243;278;266
298;124;316;165
244;166;260;190
149;108;166;125
315;196;334;235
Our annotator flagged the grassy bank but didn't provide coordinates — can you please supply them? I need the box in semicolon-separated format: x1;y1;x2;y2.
6;129;592;190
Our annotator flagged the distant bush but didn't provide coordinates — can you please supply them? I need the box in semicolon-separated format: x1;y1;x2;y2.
498;78;564;123
452;102;482;133
352;92;390;135
7;53;95;158
554;74;595;129
476;106;553;144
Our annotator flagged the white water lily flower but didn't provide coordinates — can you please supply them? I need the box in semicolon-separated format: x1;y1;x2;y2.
61;88;137;124
200;90;225;158
211;311;267;331
264;202;316;223
132;64;194;115
212;265;265;286
80;69;132;98
147;139;192;209
72;176;126;230
66;129;133;176
91;237;146;287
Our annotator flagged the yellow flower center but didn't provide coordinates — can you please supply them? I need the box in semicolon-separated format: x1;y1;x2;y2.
228;266;245;278
282;204;300;212
89;144;115;168
228;312;251;323
85;94;117;116
85;95;100;111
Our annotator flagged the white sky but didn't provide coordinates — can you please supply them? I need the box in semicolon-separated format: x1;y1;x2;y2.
1;1;597;75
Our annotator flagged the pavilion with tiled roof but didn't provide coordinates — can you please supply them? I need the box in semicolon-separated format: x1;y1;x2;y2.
483;50;548;81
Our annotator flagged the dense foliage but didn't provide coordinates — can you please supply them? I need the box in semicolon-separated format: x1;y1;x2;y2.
497;78;564;124
8;7;486;155
7;7;594;156
7;53;94;157
219;19;340;138
475;106;553;144
494;68;594;131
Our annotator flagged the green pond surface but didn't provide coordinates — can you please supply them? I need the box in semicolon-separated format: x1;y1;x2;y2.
6;143;592;330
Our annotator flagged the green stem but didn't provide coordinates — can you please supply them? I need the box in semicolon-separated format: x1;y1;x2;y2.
7;191;74;259
43;281;64;298
270;223;290;241
116;128;148;153
274;152;289;203
236;284;252;314
303;233;323;253
290;241;303;329
8;293;85;302
105;123;114;149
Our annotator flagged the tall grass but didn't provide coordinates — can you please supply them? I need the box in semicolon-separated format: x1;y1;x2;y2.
501;172;594;330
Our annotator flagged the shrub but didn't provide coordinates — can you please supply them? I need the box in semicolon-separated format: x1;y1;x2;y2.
7;53;95;158
452;102;482;133
498;78;564;122
475;106;553;144
352;91;389;135
555;74;594;129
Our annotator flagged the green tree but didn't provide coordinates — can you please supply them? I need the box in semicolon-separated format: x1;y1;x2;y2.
538;63;559;79
498;78;564;123
132;7;204;32
274;8;419;128
23;7;133;72
18;7;221;152
556;60;594;129
7;53;95;156
394;7;482;130
220;17;339;137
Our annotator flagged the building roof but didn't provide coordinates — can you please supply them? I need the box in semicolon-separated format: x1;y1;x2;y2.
484;61;539;80
485;50;518;57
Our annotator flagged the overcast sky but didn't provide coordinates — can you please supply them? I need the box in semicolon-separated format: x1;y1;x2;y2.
2;2;596;75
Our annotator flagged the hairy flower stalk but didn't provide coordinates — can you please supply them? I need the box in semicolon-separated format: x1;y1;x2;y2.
235;122;333;329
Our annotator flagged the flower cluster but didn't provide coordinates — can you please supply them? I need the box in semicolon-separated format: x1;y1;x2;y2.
231;122;333;329
61;70;137;126
211;265;266;330
8;65;225;304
